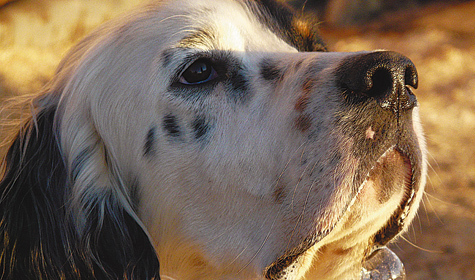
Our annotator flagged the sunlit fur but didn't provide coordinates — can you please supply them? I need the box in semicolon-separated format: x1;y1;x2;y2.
0;0;426;279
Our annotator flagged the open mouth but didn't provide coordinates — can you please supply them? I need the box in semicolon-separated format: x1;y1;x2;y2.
361;147;416;280
370;147;415;246
265;147;418;280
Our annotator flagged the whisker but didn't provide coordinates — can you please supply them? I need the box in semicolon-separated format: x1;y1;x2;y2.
236;203;282;275
399;235;443;254
236;142;308;274
285;172;316;253
159;14;194;24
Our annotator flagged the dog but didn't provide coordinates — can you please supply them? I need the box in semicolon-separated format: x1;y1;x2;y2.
0;0;427;279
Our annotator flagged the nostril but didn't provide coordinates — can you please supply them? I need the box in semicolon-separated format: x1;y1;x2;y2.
336;51;419;113
404;65;418;89
366;68;394;99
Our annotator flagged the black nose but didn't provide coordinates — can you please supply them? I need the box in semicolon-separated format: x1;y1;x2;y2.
336;51;418;113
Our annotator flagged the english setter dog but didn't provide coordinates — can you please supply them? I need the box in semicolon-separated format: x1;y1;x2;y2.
0;0;427;279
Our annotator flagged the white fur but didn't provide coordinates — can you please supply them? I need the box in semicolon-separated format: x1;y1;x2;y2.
7;0;426;279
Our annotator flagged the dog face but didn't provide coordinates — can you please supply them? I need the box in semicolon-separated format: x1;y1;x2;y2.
0;0;426;279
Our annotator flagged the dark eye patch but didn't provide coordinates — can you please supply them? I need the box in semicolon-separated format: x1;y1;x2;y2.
171;51;228;85
166;50;252;104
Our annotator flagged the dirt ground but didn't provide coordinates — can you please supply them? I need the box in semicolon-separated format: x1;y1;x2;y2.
1;1;475;279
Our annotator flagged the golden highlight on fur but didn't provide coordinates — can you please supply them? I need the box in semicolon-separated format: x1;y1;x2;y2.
0;1;426;279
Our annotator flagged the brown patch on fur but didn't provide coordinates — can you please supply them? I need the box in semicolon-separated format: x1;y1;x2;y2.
295;95;310;112
333;247;352;255
273;182;287;203
295;114;312;132
302;78;315;94
294;60;304;71
291;18;327;52
294;78;314;112
293;19;313;41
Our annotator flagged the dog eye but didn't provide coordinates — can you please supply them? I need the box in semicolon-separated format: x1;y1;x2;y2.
179;59;218;85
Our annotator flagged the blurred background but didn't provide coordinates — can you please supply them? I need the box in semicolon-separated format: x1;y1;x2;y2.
1;0;474;279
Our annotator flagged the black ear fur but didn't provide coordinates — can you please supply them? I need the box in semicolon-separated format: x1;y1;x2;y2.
0;106;160;279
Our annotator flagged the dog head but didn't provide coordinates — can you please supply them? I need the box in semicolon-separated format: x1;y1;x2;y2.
0;0;426;279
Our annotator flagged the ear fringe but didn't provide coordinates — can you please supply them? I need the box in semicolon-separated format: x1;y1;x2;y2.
0;103;160;279
0;106;78;279
80;192;161;279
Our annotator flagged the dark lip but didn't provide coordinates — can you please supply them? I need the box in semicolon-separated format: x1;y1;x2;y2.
371;147;416;248
265;147;419;280
264;232;329;279
264;254;301;280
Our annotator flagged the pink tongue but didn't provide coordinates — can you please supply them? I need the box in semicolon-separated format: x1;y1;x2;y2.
361;247;406;280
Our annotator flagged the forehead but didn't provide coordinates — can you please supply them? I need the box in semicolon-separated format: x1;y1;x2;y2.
157;0;326;52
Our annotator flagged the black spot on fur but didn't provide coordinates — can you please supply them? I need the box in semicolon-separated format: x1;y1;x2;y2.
192;116;209;140
260;59;283;81
229;71;250;103
143;126;157;157
163;114;181;137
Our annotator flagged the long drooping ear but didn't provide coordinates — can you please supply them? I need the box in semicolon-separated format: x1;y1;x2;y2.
0;100;160;279
0;104;75;279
